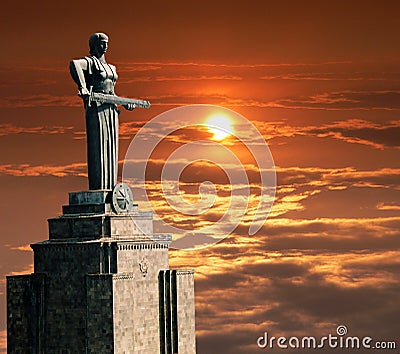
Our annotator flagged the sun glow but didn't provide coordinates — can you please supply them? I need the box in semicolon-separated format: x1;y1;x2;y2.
206;115;234;141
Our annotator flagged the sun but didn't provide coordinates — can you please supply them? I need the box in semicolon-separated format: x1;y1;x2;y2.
206;115;234;141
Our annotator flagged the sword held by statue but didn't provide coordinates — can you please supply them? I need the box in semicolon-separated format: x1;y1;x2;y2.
86;86;151;109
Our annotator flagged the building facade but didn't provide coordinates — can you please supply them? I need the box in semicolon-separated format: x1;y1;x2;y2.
7;189;196;353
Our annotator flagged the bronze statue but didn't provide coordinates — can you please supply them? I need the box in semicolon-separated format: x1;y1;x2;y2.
70;33;149;190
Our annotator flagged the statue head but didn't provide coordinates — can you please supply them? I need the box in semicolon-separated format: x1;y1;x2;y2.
89;32;109;56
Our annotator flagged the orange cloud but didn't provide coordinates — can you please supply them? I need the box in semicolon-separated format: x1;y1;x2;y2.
0;123;75;137
0;94;81;108
376;202;400;211
116;60;352;70
120;75;243;83
0;163;86;177
0;330;5;354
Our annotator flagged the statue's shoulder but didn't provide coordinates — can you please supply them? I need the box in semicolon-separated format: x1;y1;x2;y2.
83;56;95;67
84;56;102;73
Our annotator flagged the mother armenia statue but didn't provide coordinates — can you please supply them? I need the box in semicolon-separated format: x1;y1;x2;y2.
70;32;149;190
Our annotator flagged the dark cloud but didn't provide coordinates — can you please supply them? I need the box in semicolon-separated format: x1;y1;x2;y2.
196;272;247;291
260;217;400;251
171;233;221;249
276;166;400;190
259;119;400;149
241;262;309;279
273;91;400;110
193;249;400;353
183;213;400;353
308;120;400;148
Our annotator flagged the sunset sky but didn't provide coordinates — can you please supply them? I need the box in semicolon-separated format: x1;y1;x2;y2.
1;1;400;353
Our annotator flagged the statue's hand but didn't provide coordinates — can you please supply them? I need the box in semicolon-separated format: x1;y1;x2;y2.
78;87;90;99
123;103;136;111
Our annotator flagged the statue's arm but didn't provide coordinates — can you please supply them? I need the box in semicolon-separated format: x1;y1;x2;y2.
70;59;90;96
110;64;135;111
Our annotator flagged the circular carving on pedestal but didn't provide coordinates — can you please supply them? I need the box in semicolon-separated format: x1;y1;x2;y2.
112;182;134;214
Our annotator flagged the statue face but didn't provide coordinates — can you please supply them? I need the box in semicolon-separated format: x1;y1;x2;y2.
97;39;108;55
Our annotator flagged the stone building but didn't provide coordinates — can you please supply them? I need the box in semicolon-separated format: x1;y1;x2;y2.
7;187;196;353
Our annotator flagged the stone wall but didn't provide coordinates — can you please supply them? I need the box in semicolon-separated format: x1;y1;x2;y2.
177;270;196;354
33;241;102;353
86;274;114;354
113;243;168;353
112;272;164;353
112;274;136;353
116;242;169;275
7;274;45;354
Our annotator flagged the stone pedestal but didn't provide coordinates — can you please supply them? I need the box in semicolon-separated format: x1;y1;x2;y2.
7;189;196;354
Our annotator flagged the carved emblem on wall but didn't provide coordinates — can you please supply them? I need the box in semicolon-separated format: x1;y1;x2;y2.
139;259;148;277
